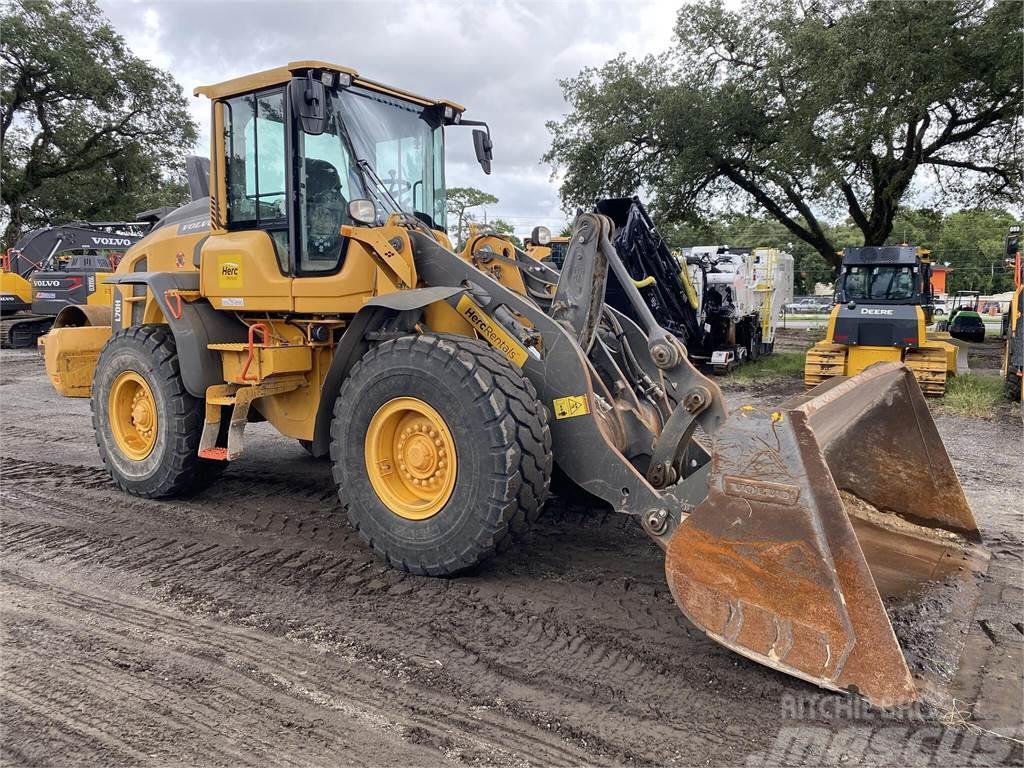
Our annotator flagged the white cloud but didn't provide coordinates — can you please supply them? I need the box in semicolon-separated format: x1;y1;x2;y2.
99;0;687;237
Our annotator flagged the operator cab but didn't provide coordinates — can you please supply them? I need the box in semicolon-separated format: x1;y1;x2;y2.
192;61;493;313
832;246;934;348
835;246;931;308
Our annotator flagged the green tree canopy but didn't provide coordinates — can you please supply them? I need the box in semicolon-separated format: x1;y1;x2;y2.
1;0;198;248
446;186;499;248
546;0;1022;269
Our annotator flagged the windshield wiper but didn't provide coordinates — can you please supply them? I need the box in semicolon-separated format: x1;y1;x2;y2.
330;107;398;221
357;158;403;214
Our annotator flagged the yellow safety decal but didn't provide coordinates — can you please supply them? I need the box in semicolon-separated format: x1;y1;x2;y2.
218;255;242;288
456;295;528;367
553;395;590;420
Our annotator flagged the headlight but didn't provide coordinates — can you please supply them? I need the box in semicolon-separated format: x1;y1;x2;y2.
531;226;551;246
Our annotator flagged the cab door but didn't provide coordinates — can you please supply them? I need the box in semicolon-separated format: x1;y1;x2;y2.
202;90;293;312
288;85;376;315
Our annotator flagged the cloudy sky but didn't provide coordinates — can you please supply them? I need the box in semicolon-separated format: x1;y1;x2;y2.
98;0;686;239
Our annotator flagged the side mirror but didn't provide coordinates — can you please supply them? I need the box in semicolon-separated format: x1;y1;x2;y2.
472;128;493;175
291;75;327;136
348;199;376;225
530;226;551;246
1006;225;1021;259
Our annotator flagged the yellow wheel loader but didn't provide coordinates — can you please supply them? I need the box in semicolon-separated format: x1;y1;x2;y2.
523;226;569;268
41;62;988;707
805;246;959;396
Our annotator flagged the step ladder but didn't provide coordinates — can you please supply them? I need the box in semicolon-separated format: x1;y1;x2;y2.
198;374;306;460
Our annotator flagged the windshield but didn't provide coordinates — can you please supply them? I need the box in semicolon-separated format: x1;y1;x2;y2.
843;266;917;301
339;86;446;229
547;240;568;269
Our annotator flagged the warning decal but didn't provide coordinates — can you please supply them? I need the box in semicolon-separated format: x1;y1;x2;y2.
553;395;590;420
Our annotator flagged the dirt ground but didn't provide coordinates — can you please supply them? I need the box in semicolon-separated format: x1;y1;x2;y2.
1;331;1021;767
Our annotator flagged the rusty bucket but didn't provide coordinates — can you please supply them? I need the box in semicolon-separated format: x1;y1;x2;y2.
665;363;990;706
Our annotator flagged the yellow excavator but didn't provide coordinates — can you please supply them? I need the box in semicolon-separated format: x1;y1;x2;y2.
805;246;959;396
40;61;988;707
0;223;144;347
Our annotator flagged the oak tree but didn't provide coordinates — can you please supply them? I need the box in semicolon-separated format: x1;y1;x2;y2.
1;0;198;247
546;0;1022;269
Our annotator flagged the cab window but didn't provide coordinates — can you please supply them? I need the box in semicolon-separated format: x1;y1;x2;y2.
224;89;289;271
296;98;358;273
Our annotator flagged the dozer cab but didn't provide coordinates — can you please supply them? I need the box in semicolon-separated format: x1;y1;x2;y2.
805;246;960;396
41;61;988;707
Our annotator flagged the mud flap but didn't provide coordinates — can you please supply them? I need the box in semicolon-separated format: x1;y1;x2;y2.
665;363;989;706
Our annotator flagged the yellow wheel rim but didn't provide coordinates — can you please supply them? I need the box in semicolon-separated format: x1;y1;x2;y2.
108;370;158;461
365;397;457;520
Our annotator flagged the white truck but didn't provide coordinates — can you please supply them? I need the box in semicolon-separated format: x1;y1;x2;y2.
682;246;795;372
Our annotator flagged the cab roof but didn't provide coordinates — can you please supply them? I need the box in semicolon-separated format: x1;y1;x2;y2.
194;60;465;114
842;245;920;266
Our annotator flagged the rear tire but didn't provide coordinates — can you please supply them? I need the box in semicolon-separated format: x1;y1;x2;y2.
1005;368;1023;402
331;334;552;575
92;325;225;498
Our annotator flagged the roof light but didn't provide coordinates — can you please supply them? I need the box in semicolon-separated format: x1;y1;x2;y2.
444;105;454;120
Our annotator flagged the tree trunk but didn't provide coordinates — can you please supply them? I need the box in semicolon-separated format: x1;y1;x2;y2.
2;204;25;252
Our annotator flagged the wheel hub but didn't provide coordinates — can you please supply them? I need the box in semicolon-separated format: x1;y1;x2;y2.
365;398;457;520
109;370;158;460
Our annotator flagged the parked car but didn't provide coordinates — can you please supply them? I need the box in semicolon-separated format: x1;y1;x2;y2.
949;311;987;343
932;298;947;316
784;297;832;314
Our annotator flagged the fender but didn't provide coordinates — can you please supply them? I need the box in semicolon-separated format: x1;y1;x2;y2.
310;286;465;457
106;272;247;397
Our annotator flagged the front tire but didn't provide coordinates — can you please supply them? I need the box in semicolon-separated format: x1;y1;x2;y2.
331;334;552;575
92;325;224;498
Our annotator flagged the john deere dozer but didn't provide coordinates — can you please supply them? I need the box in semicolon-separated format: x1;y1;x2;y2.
805;246;959;396
40;62;988;707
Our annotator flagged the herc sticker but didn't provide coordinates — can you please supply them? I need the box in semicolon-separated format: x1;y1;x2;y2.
456;295;528;367
218;256;242;288
553;395;590;420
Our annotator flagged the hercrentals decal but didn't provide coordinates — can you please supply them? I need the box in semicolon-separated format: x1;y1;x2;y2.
455;295;528;367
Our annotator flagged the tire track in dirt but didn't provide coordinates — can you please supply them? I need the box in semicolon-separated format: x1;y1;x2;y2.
2;565;604;767
1;481;791;765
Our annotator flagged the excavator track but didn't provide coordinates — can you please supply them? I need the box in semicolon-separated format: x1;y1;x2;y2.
904;346;948;397
803;342;847;387
1;315;54;349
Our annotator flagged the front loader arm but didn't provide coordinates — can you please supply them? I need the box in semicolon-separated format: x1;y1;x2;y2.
408;227;725;546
